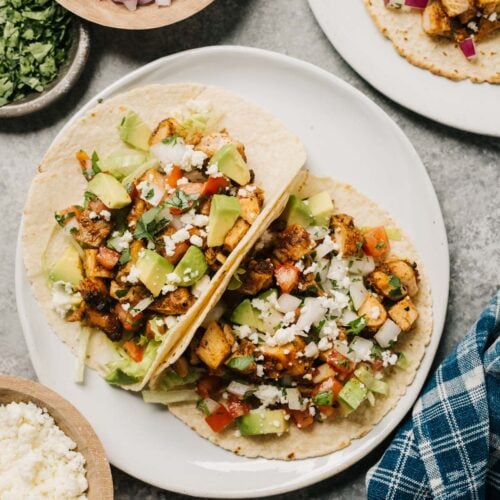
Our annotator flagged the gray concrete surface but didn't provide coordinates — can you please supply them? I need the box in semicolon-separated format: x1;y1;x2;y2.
0;0;499;498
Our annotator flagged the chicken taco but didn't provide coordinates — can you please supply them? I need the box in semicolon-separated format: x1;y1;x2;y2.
22;83;306;391
146;172;433;459
365;0;500;83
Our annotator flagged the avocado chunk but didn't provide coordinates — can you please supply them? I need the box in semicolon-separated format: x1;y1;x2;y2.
230;299;264;332
338;377;368;410
307;191;334;227
136;249;173;296
207;195;241;247
354;364;389;396
237;409;289;436
98;152;149;180
284;195;313;227
49;246;83;287
118;111;152;151
87;173;132;209
209;144;250;185
174;246;208;286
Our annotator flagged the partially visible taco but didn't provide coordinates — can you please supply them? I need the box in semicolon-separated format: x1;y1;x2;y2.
147;172;433;460
22;83;306;391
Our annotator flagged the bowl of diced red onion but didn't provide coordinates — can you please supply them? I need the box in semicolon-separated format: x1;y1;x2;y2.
56;0;215;29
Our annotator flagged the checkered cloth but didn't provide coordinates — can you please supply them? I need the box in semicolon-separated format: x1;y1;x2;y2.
366;291;500;499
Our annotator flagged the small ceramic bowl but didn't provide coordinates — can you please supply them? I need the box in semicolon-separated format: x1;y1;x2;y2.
0;374;113;499
0;20;90;119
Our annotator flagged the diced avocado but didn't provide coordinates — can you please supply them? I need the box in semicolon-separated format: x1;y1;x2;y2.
207;195;241;247
98;152;149;180
118;111;152;151
284;195;313;227
354;364;388;396
338;378;368;410
174;246;208;286
369;378;389;396
237;409;289;436
397;352;410;369
136;249;173;296
307;191;334;227
49;246;83;287
87;173;131;209
230;299;264;332
209;144;250;185
105;341;159;386
257;288;278;301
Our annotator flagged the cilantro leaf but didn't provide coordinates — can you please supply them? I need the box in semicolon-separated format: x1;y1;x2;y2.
165;189;199;212
347;316;367;335
133;206;169;243
162;134;179;145
91;151;101;175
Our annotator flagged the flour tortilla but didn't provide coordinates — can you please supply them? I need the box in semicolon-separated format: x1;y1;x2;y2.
163;171;433;460
22;83;306;391
365;0;500;83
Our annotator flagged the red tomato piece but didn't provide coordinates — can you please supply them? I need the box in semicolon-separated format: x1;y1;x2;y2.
226;394;251;418
205;404;234;433
317;405;336;418
167;165;183;188
56;206;82;225
287;409;314;429
96;247;120;270
123;340;144;362
326;350;356;376
363;226;390;259
114;303;144;332
196;375;225;399
274;263;300;294
202;176;229;197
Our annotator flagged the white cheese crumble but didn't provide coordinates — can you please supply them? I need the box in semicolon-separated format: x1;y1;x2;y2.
253;385;284;407
304;341;319;358
190;234;203;247
124;265;140;284
381;350;398;368
88;211;98;220
51;282;82;318
180;210;209;228
206;163;220;176
136;181;164;207
192;275;211;298
0;401;88;499
110;230;133;252
99;210;111;221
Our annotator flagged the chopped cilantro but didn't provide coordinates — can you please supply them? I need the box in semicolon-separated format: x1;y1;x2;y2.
162;134;179;145
165;189;198;212
115;288;128;298
356;241;363;251
54;211;75;227
119;248;131;265
83;191;96;207
91;151;101;175
145;189;155;200
312;391;333;406
388;274;404;297
133;205;169;243
375;241;386;250
347;316;367;335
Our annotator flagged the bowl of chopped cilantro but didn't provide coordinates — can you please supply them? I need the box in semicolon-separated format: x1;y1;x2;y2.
0;0;90;118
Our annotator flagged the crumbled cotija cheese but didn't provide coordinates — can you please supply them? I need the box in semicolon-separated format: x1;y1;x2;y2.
0;401;88;499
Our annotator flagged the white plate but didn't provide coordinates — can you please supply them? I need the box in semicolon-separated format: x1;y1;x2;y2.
16;46;449;498
309;0;500;137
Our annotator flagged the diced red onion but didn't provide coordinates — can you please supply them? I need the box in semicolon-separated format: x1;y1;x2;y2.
112;0;170;10
404;0;429;9
459;37;477;59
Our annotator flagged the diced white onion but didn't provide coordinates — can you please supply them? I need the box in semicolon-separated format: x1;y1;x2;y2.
327;259;347;282
204;398;220;414
349;281;368;311
312;363;335;383
340;309;358;326
349;256;375;276
227;381;253;398
286;388;303;410
296;297;326;332
349;336;374;361
131;296;154;316
151;141;188;167
333;340;357;361
277;293;301;313
374;319;401;348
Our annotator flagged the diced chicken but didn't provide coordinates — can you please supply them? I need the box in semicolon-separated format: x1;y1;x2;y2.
172;356;190;378
85;308;122;341
198;198;211;216
96;246;120;270
238;193;262;224
386;259;419;296
366;267;407;301
223;218;250;252
273;224;315;263
127;198;147;228
476;17;500;42
149;117;186;146
110;282;150;305
226;338;256;374
239;258;274;295
422;2;453;36
115;240;145;285
159;226;190;264
331;214;364;258
441;0;473;17
149;288;195;315
259;338;310;378
204;247;220;270
196;321;235;370
66;301;86;322
75;210;112;248
388;296;419;332
83;249;114;279
357;294;387;330
274;263;300;294
77;278;112;312
195;131;245;159
458;7;477;23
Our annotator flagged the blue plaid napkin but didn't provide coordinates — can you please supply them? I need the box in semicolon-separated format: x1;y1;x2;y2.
366;291;500;499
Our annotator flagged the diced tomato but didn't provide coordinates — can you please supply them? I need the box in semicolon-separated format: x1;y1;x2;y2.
196;375;225;399
287;409;314;429
114;303;144;332
76;150;90;168
179;182;204;196
202;176;229;197
123;340;144;362
96;247;120;270
363;226;390;259
274;263;300;294
317;405;336;418
167;165;183;188
205;404;234;432
56;206;82;225
226;394;251;418
326;350;356;376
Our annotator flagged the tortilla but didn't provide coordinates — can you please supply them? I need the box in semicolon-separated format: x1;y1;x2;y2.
163;171;433;460
21;83;306;391
365;0;500;83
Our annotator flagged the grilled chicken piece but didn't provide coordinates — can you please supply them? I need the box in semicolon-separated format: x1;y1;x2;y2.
96;246;120;270
204;247;220;270
366;267;407;301
196;321;235;370
85;308;122;341
298;268;321;295
476;17;500;42
259;338;310;378
388;296;419;332
357;294;387;330
198;198;211;216
422;2;453;36
149;117;189;146
331;214;364;258
115;240;145;285
458;7;477;22
239;258;274;295
83;249;114;279
66;301;86;322
195;131;245;159
149;288;195;315
274;224;315;263
75;210;112;248
238;192;262;224
386;259;419;297
159;225;190;264
226;339;256;374
223;218;250;252
441;0;473;17
110;282;150;305
127;198;147;228
77;278;112;312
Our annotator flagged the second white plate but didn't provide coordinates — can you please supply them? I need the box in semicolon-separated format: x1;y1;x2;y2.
309;0;500;137
17;46;449;497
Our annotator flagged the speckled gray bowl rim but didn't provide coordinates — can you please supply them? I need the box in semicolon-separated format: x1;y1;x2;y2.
0;20;90;119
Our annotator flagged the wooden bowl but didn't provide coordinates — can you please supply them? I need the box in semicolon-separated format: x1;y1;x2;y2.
57;0;215;30
0;375;113;500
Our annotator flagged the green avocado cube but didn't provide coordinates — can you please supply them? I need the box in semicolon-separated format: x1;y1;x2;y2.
237;409;289;436
230;299;264;332
87;173;131;209
207;195;241;247
118;111;152;151
174;246;208;286
284;195;313;227
98;152;149;180
136;249;173;296
209;144;250;185
338;378;368;410
307;191;334;227
49;246;83;287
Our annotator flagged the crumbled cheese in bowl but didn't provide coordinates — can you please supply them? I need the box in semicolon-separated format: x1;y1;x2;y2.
0;401;88;499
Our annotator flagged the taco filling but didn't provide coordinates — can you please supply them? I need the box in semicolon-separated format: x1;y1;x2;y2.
47;107;265;385
150;189;421;436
